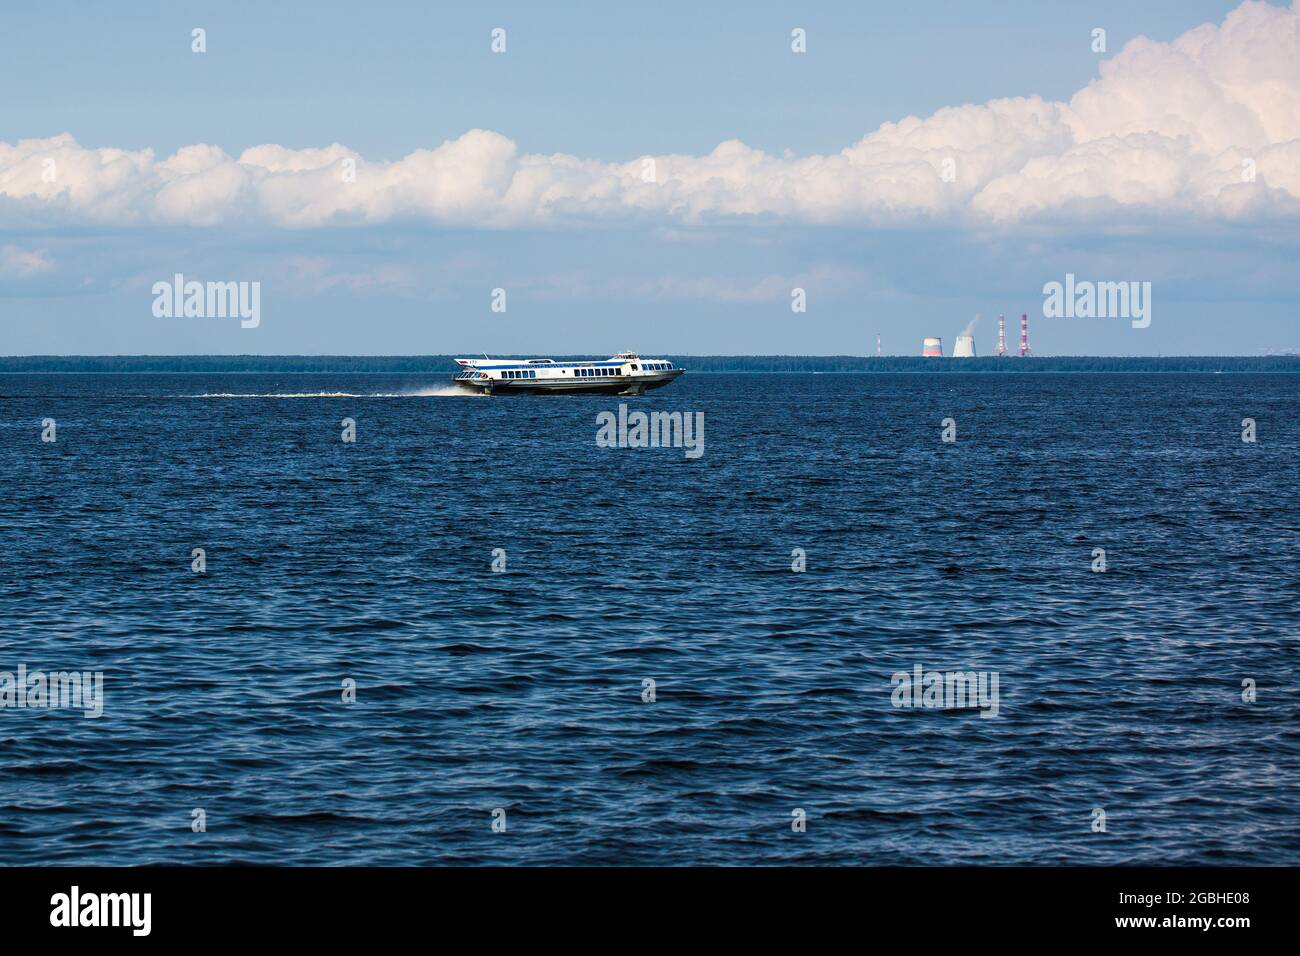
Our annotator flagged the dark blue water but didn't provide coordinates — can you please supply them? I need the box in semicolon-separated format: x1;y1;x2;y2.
2;372;1297;865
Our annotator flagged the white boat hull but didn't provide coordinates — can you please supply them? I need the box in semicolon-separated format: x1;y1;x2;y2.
451;354;684;396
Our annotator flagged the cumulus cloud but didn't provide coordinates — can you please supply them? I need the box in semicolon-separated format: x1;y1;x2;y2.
1;1;1298;229
0;244;54;278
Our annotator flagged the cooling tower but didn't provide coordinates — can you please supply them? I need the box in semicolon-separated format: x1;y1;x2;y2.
922;337;943;357
952;334;976;358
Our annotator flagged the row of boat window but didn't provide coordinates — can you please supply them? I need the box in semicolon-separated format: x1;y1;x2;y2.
576;367;620;377
503;370;537;379
643;363;673;370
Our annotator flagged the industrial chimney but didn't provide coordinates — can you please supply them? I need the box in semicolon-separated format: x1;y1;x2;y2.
953;314;979;358
922;337;943;357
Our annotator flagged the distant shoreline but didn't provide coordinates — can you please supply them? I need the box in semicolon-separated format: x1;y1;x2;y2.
4;355;1300;373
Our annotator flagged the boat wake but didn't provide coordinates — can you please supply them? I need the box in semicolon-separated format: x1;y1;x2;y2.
186;391;361;398
184;386;481;398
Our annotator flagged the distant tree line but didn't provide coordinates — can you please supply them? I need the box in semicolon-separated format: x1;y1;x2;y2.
3;355;1300;373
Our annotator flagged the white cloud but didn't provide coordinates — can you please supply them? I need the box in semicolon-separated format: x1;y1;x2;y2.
0;244;54;278
1;1;1298;230
281;255;418;292
632;265;866;303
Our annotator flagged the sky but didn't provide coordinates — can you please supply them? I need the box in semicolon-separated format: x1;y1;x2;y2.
1;0;1298;356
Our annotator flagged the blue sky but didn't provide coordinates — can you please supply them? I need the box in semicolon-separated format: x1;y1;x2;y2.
2;0;1297;355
